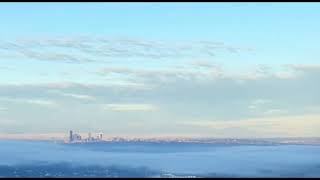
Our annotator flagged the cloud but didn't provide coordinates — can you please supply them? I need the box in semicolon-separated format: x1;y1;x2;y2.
0;81;152;91
263;109;288;115
0;118;21;127
0;62;319;137
98;63;309;85
57;93;96;101
99;67;204;79
0;97;58;107
102;104;157;112
98;65;226;85
19;51;94;63
247;99;288;116
248;99;272;110
184;113;320;138
1;62;319;112
279;64;320;78
252;99;272;105
190;60;221;68
25;99;58;107
0;37;251;63
286;64;320;72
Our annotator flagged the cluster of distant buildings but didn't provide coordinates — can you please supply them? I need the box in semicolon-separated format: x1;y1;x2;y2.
66;131;320;145
68;130;104;143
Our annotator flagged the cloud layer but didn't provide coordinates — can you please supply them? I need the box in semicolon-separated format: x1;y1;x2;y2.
103;104;157;112
0;36;319;137
0;61;319;137
0;37;251;63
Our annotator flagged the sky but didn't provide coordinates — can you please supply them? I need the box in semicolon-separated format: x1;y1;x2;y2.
0;3;320;139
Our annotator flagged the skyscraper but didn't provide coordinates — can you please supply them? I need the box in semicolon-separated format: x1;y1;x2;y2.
69;130;73;142
88;132;92;140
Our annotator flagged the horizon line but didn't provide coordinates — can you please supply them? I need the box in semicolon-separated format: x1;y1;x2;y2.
0;133;319;141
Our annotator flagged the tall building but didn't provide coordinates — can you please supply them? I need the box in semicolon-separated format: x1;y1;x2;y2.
69;130;73;142
88;132;92;140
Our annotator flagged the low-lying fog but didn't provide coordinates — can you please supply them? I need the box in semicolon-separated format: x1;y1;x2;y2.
0;140;320;177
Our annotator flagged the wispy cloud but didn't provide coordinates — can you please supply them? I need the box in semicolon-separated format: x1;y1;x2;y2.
99;67;206;81
0;97;58;107
98;63;303;84
248;99;272;109
248;99;289;116
0;118;21;126
24;99;58;107
0;82;152;91
189;60;221;69
263;108;288;115
102;103;157;112
58;92;96;101
0;37;251;63
19;51;94;63
286;64;320;72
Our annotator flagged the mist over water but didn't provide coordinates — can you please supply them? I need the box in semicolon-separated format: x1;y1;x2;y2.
0;140;320;177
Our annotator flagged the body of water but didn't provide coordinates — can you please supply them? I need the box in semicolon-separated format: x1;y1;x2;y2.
0;140;320;177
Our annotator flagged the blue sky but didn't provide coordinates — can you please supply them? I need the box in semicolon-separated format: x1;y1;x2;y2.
0;3;320;139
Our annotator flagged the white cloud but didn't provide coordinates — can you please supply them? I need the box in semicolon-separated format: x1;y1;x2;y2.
248;100;288;116
102;104;157;112
263;109;288;115
248;99;272;111
0;81;153;91
59;93;96;101
252;99;272;105
0;97;58;107
248;105;257;110
24;99;58;107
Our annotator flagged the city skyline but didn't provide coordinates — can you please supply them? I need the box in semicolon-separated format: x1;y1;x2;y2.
0;3;320;138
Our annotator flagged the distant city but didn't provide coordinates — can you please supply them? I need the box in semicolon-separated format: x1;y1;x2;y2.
68;130;104;143
64;130;320;145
